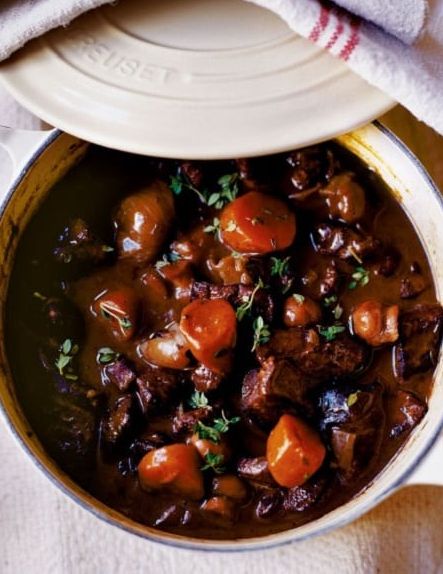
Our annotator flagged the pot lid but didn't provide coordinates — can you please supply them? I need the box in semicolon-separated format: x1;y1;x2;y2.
0;0;394;159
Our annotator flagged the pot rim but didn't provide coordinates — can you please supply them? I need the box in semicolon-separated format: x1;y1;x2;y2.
0;121;442;552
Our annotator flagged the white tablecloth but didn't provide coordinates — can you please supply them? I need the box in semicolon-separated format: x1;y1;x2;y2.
1;86;443;574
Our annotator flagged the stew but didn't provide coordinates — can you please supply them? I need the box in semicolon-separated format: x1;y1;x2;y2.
6;142;442;540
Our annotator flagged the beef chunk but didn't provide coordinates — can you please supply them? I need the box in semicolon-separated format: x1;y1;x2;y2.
394;304;443;379
372;248;400;278
257;327;318;363
241;357;317;424
258;328;368;381
400;272;426;299
312;223;380;262
318;383;385;478
320;260;340;296
283;476;327;513
47;395;97;483
54;218;110;264
286;146;334;192
135;367;180;415
102;394;134;444
172;406;212;435
119;431;168;475
191;364;223;393
237;456;276;486
103;358;136;392
180;161;204;189
298;336;368;379
191;281;274;323
389;390;427;438
255;489;283;519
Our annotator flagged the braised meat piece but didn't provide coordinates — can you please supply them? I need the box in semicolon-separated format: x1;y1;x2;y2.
318;383;385;478
180;161;205;189
312;223;380;262
103;358;136;392
372;248;400;277
320;260;340;296
389;390;427;438
135;367;181;415
172;406;212;435
43;394;97;486
400;268;427;299
258;328;368;381
191;364;223;393
54;218;110;264
102;394;134;444
286;146;335;193
191;281;274;323
255;489;283;519
237;456;276;487
283;475;328;513
241;357;317;424
394;304;443;379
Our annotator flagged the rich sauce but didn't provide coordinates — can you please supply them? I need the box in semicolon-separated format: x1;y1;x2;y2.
5;143;442;539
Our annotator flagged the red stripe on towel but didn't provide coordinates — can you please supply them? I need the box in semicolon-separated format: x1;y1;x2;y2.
340;18;361;61
325;16;345;50
309;6;331;43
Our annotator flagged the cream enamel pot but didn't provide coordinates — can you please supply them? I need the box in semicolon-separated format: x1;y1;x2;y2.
0;123;442;551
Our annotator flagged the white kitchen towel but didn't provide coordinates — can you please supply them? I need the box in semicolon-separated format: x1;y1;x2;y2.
1;0;442;140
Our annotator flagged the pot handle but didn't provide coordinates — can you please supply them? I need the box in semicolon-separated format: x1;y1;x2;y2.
0;126;55;188
404;432;443;487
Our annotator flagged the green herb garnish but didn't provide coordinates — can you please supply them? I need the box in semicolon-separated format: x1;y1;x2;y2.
270;256;290;278
102;245;114;253
317;324;346;342
195;421;221;443
213;411;241;434
251;315;271;351
323;295;337;307
347;391;360;407
224;220;237;232
97;347;120;365
207;173;239;209
100;306;132;331
169;173;208;204
55;338;79;377
201;453;226;474
155;252;181;270
236;278;265;321
195;410;240;443
292;293;305;304
33;291;47;301
348;266;370;290
188;391;209;409
203;217;220;234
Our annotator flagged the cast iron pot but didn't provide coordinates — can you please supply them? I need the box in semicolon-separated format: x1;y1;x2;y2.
0;123;442;551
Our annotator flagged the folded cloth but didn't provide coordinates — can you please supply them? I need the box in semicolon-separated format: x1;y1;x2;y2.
0;0;442;137
0;0;109;61
247;0;443;135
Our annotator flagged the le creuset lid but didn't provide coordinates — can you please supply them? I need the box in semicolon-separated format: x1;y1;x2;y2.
0;0;394;158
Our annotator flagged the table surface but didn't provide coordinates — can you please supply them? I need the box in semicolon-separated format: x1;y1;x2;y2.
0;101;443;574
